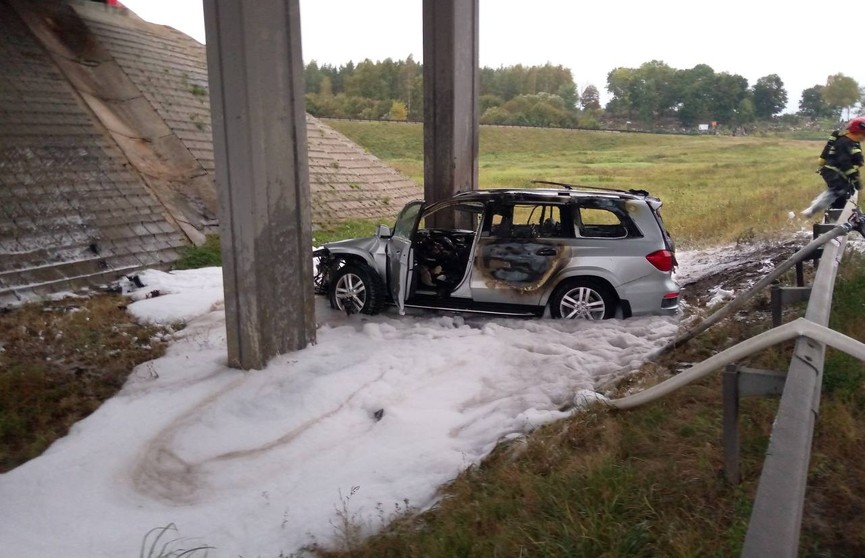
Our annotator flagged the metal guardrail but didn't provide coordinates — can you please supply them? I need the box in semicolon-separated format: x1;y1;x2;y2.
607;196;865;556
740;199;862;556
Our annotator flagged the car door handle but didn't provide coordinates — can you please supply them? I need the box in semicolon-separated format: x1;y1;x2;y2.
536;248;557;256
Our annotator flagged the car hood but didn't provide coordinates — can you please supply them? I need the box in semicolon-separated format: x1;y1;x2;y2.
323;235;382;253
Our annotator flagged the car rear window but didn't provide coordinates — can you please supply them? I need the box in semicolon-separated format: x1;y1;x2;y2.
577;207;627;238
571;199;643;238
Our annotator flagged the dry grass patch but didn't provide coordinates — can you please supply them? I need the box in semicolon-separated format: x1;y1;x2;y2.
0;294;173;472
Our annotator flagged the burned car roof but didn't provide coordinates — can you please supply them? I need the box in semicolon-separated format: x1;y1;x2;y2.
449;187;658;204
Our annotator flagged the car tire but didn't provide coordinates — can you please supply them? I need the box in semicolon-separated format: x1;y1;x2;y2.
550;278;616;320
329;263;386;315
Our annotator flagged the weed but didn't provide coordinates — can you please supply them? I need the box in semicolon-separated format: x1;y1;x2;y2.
735;227;757;246
824;250;865;402
140;523;213;557
174;235;222;270
190;114;206;131
329;486;364;552
189;84;207;97
313;219;381;246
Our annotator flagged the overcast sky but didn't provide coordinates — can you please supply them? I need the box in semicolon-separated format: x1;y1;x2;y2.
119;0;862;113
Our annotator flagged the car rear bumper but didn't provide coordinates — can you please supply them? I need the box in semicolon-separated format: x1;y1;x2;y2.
619;275;680;316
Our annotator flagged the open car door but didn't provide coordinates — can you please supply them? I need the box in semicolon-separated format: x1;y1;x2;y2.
387;201;424;314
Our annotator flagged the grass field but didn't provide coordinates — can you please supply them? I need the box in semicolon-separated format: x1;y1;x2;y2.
325;120;828;247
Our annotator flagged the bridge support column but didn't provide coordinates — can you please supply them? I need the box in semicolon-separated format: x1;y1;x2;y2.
203;0;316;370
422;0;479;228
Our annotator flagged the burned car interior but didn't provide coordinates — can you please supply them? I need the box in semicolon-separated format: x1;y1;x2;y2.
410;198;641;296
412;203;480;294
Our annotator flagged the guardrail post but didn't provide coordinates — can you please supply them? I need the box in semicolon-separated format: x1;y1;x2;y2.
723;365;788;485
770;287;781;327
810;223;836;266
723;364;741;485
770;285;812;327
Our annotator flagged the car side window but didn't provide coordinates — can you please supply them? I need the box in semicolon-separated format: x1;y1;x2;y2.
488;204;566;238
488;207;512;236
575;207;628;238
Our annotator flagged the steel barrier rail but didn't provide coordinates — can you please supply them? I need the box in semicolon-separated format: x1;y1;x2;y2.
740;200;857;557
609;318;865;411
608;206;863;410
595;221;858;395
654;223;854;356
605;195;863;556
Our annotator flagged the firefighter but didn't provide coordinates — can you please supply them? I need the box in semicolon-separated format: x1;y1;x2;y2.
801;117;865;218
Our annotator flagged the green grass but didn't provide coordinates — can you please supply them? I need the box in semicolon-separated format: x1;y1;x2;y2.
173;123;834;252
312;219;382;246
174;234;222;269
326;120;830;247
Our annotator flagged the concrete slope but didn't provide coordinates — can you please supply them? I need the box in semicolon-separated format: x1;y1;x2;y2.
73;0;422;228
0;0;421;306
0;0;188;306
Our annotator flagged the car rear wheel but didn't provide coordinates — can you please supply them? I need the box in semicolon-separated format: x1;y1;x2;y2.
550;278;615;320
329;263;386;315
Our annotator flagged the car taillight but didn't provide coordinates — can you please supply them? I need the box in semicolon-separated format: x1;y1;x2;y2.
646;250;674;272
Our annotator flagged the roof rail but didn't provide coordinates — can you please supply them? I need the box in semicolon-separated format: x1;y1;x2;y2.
529;180;649;197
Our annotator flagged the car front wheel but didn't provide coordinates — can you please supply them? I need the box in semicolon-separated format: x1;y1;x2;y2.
329;263;386;315
550;278;615;320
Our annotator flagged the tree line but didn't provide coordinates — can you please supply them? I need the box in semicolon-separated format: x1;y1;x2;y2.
303;57;862;130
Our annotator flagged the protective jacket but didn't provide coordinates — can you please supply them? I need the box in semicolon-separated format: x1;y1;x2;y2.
819;131;864;191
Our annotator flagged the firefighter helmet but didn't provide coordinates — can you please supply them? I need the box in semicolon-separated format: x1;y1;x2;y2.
847;117;865;133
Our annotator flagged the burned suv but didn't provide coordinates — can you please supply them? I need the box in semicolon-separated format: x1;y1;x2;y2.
313;183;679;320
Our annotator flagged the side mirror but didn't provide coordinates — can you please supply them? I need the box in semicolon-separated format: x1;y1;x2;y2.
375;224;392;237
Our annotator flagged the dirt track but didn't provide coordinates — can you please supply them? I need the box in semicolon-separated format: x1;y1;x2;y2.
677;237;808;311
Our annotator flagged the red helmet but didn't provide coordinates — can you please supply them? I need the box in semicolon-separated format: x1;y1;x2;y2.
847;117;865;133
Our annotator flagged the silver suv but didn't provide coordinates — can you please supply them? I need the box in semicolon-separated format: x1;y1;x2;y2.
313;183;680;320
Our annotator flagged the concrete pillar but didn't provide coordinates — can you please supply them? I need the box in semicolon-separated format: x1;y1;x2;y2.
203;0;315;370
422;0;480;229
